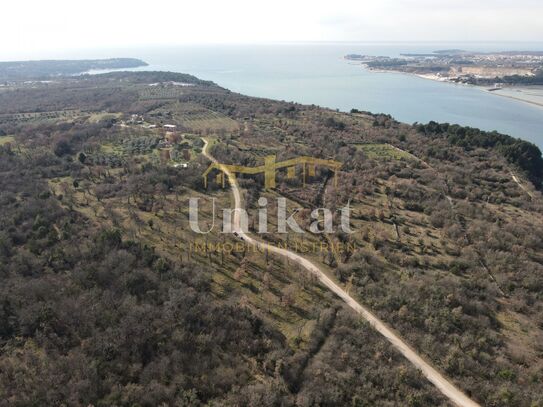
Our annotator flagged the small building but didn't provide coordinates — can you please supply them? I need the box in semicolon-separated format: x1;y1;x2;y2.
163;124;177;129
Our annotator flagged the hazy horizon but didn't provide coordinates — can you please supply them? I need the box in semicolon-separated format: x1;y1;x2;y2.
3;0;543;61
3;40;543;63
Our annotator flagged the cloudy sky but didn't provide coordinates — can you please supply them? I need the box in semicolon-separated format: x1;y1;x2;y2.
2;0;542;59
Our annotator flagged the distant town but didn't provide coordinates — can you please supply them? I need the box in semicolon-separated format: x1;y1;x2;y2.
345;50;543;86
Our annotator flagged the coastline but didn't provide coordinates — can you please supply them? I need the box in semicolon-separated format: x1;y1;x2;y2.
412;71;543;111
481;86;543;111
357;63;543;112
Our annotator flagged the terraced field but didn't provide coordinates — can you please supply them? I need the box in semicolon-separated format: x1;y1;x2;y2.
149;102;239;132
178;110;239;132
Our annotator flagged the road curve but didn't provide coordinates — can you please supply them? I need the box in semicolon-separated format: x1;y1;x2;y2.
202;139;480;407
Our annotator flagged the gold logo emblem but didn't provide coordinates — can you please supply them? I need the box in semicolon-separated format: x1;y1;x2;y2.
203;155;342;190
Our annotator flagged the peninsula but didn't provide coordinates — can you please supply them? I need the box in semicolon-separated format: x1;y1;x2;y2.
0;58;148;81
346;50;543;107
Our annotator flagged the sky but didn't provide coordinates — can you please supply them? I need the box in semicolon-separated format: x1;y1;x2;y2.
1;0;543;60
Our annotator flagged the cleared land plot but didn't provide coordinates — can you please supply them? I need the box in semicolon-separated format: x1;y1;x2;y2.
356;143;415;160
149;102;239;132
87;112;122;123
173;109;239;132
0;135;15;145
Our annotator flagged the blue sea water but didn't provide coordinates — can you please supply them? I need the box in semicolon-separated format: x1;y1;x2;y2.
24;42;543;147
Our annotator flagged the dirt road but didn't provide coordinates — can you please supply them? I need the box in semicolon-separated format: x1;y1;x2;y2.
202;139;480;407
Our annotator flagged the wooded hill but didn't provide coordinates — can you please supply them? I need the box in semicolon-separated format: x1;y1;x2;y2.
0;71;542;406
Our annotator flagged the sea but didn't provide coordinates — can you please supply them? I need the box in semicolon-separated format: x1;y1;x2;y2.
12;42;543;147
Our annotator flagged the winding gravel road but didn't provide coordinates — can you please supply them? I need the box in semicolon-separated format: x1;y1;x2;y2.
202;139;480;407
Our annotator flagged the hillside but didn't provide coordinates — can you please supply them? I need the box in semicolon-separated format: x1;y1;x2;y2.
0;71;542;406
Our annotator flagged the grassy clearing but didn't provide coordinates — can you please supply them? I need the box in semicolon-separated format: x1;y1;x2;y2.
0;135;15;145
496;307;543;361
149;102;239;133
99;143;122;154
87;112;122;123
356;143;414;160
178;111;239;132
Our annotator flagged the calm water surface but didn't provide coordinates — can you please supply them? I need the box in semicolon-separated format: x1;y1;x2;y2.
58;43;543;147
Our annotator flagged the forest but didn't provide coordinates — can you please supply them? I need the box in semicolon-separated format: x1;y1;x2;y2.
0;71;542;406
415;121;543;188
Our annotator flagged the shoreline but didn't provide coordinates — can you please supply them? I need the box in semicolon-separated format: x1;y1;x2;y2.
357;63;543;112
480;87;543;111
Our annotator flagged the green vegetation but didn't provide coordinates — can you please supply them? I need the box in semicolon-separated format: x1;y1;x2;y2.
356;143;414;160
148;102;239;133
0;135;14;145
